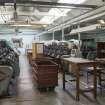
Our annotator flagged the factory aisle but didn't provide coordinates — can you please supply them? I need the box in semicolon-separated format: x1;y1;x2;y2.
0;55;105;105
17;55;35;98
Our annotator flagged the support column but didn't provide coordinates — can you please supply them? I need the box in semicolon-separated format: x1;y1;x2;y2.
62;16;64;41
53;31;55;40
62;28;64;41
77;25;81;57
78;32;81;51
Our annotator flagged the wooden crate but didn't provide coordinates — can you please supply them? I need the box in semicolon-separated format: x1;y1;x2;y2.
32;60;58;89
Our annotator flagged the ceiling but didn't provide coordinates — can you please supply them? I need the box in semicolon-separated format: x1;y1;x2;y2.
0;0;104;35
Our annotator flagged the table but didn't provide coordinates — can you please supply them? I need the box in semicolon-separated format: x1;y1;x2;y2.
96;58;105;91
96;58;105;63
62;57;97;101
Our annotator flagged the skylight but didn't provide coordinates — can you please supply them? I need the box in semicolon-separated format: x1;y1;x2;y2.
0;16;4;23
40;0;87;24
0;14;12;23
0;6;13;23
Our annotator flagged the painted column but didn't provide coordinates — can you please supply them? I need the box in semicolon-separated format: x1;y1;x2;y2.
53;31;55;40
62;16;65;41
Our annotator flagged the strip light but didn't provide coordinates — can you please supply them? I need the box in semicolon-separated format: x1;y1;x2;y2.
11;24;32;27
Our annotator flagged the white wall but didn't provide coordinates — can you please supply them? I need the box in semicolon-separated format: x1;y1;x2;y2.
18;35;35;49
0;34;35;49
0;35;14;41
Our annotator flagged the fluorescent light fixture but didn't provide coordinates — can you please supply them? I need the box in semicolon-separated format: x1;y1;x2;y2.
40;0;87;24
11;24;32;27
43;25;47;27
5;3;14;6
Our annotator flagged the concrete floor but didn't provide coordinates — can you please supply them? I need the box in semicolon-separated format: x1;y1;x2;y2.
0;55;105;105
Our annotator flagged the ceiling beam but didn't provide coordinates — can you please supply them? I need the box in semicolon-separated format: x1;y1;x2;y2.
70;24;100;35
1;0;98;9
0;11;66;17
0;0;15;5
15;4;92;10
16;0;97;8
6;20;51;25
0;0;14;3
16;1;98;9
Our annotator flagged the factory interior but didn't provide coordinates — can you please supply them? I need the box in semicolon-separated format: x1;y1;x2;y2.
1;0;105;105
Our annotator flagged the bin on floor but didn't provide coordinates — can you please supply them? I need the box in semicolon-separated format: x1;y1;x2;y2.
32;59;58;89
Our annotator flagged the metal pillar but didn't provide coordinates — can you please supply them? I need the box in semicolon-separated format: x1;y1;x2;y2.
77;25;81;41
62;16;64;41
78;32;81;50
53;31;55;40
62;28;64;41
77;25;81;55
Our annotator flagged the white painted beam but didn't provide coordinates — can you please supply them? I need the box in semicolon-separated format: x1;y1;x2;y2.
70;24;100;35
0;8;66;17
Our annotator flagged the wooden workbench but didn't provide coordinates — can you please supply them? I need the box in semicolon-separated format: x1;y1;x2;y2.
62;57;97;101
96;58;105;63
